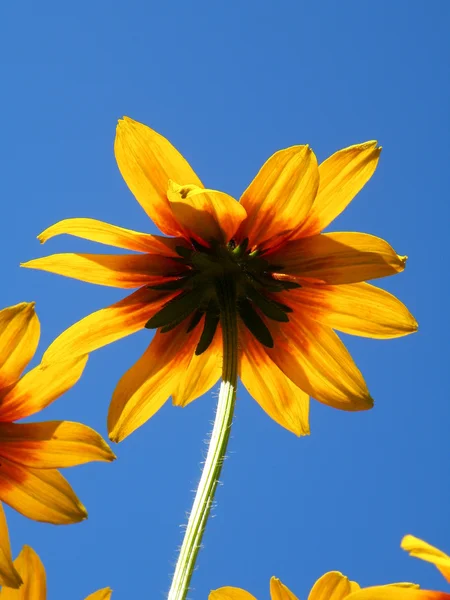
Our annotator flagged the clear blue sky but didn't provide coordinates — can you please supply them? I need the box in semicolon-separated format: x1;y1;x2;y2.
1;1;449;598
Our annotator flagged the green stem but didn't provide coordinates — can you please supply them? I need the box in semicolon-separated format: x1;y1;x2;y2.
167;279;238;600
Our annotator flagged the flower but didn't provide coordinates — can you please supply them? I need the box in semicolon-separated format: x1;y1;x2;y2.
209;572;450;600
23;118;417;442
0;542;112;599
402;536;450;584
0;302;115;524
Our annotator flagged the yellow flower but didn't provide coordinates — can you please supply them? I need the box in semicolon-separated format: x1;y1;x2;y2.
23;118;417;442
402;536;450;584
210;572;449;600
0;302;115;525
0;542;112;599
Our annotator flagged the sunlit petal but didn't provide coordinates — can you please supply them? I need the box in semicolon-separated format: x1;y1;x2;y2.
402;536;450;583
84;589;113;600
209;588;257;600
308;571;353;600
0;504;21;589
348;587;450;600
0;545;46;599
270;577;299;600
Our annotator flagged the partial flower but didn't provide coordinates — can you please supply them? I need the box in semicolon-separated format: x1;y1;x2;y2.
0;543;112;599
402;536;450;584
210;572;449;600
23;118;417;442
0;302;115;524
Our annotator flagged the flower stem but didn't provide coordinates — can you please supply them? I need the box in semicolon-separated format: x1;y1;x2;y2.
167;278;238;600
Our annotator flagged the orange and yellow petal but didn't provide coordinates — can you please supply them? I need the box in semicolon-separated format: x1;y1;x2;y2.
108;324;200;442
289;282;417;339
0;421;115;469
0;463;87;524
298;141;381;237
239;145;319;248
0;356;88;422
172;326;222;407
348;587;450;600
41;287;175;365
115;117;202;236
267;314;373;412
239;327;309;436
0;504;22;589
308;572;356;600
209;588;257;600
84;589;113;600
0;545;46;599
38;216;183;256
167;181;247;244
21;253;183;289
402;536;450;583
270;577;299;600
269;232;407;285
0;303;40;392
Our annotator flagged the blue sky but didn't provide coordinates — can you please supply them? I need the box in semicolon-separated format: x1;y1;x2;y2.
1;1;449;598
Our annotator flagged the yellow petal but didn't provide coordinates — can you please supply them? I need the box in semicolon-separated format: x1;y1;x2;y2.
22;252;183;289
308;572;353;600
239;145;319;248
267;314;373;411
347;587;450;600
108;325;199;442
269;233;407;285
0;462;87;524
167;181;247;244
0;421;115;468
239;327;310;436
289;282;418;339
209;588;257;600
0;545;46;599
115;117;202;236
0;503;22;588
0;303;40;392
298;141;381;237
172;326;222;407
41;288;174;365
402;535;450;583
0;356;88;422
38;217;182;255
270;577;299;600
84;589;113;600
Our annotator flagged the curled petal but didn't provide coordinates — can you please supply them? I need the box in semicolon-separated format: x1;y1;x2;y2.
0;545;46;599
0;503;22;588
401;536;450;583
269;232;407;285
21;253;183;289
0;303;40;391
308;572;354;600
298;141;381;237
270;577;299;600
0;462;87;524
115;117;202;236
38;217;182;255
0;421;115;468
0;356;88;422
239;145;319;248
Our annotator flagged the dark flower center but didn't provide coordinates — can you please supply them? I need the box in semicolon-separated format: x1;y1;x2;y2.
145;238;300;355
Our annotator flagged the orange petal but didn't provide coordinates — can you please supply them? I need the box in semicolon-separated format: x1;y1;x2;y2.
0;503;22;588
108;325;199;442
289;282;418;339
38;217;183;255
308;572;354;600
21;253;183;289
0;545;46;599
167;181;247;244
270;577;299;600
0;356;88;422
84;589;113;600
41;287;174;365
298;141;381;237
238;146;319;249
0;421;115;468
402;536;450;583
267;314;373;411
348;587;450;600
239;327;309;436
115;117;202;236
0;303;40;392
0;462;87;524
209;588;257;600
269;232;407;284
172;326;222;407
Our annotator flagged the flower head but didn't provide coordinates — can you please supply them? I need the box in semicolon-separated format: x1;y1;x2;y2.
0;302;115;524
23;118;417;442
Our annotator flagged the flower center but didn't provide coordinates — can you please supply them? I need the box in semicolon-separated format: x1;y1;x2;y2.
145;238;300;355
